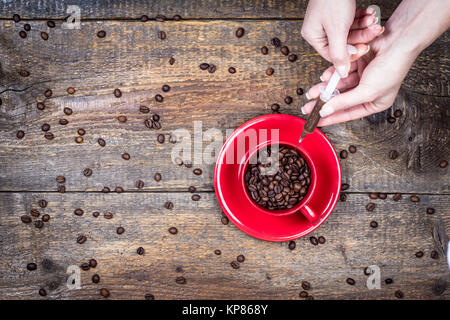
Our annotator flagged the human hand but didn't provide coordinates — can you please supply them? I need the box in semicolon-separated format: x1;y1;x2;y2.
301;0;384;77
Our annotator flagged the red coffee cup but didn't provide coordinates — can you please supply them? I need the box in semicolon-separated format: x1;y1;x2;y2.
214;114;341;241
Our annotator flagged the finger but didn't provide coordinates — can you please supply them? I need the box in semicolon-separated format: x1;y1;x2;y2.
311;72;360;97
300;100;318;115
355;7;376;18
319;85;374;117
318;103;378;126
350;14;377;30
320;62;358;81
325;26;351;78
348;24;384;44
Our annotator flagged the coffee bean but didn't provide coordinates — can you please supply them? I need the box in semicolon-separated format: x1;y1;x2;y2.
228;67;236;74
174;157;183;166
92;274;100;284
75;136;83;143
169;56;175;65
34;220;44;229
236;255;245;263
101;186;110;193
47;20;55;28
346;278;356;285
176;276;186;284
221;216;229;225
19;31;27;38
21;215;32;224
122;153;130;160
340;193;347;202
164;201;174;209
44;89;52;98
271;37;281;47
392;193;402;201
191;194;201;201
318;236;326;244
77;235;87;244
410;195;420;203
136;180;144;189
39;288;47;297
83;168;92;177
19;70;30;77
348;145;357;153
140;15;149;22
271;103;280;112
154;173;162;181
144;293;155;300
157;134;165;143
385;278;393;284
156;14;166;22
153;114;160;122
299;291;308;298
41;32;49;40
36;102;46;110
16;130;25;139
158;30;166;40
415;251;424;258
42;213;50;222
265;67;274;76
284;96;293;104
193;168;202;175
184;161;193;168
118;115;127;123
59;119;68;125
389;150;399;159
394;109;402;118
363;267;372;276
104;212;113;219
44;132;54;140
38;199;48;208
56;175;66;183
67;87;75;95
116;227;125;235
168;226;177;234
235;27;245;38
387;116;396;124
426;207;435;215
214;250;221;255
137;247;145;255
301;281;311;290
97;30;106;38
431;250;439;259
199;63;210;70
309;237;318;246
58;185;66;193
155;94;163;102
25;262;37;271
288;241;296;250
74;208;84;216
162;84;170;92
100;288;110;298
394;290;404;299
280;46;289;56
81;263;90;271
439;160;448;168
30;209;40;217
173;14;182;21
139;106;150;114
366;203;376;212
208;64;216;73
98;138;106;147
296;88;304;95
187;186;196;193
13;14;20;22
113;88;122;98
340;150;348;159
230;261;240;269
341;183;349;191
23;23;31;31
63;107;73;115
288;54;297;62
370;221;378;228
261;46;268;55
378;193;387;200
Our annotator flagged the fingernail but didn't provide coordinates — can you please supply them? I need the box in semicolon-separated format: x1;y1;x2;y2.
319;105;334;117
319;75;325;82
367;16;376;26
363;45;370;55
370;24;382;33
336;65;348;78
301;106;307;115
305;92;311;100
367;7;375;15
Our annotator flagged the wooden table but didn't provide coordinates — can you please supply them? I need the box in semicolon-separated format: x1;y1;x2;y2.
0;0;448;300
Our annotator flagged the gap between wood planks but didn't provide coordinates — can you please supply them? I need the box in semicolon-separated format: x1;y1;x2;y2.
0;191;448;195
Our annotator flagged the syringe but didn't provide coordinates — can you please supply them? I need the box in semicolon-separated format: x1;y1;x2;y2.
298;45;357;144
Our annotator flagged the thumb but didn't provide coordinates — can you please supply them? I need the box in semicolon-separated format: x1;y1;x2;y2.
326;27;351;78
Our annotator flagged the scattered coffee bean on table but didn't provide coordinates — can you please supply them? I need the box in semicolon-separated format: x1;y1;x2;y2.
237;255;245;263
245;145;311;210
426;207;435;215
113;88;122;98
265;67;274;76
394;290;404;299
118;115;127;123
19;70;30;77
165;201;174;210
75;136;83;143
410;195;420;203
37;102;46;110
169;56;175;65
122;153;130;160
116;227;125;235
144;293;155;300
271;37;281;47
392;193;402;201
41;124;50;132
102;186;110;193
370;221;378;228
77;128;86;136
156;14;166;22
140;106;150;113
38;199;48;208
191;194;200;201
21;215;32;224
299;291;308;298
288;54;297;62
340;150;348;159
296;88;304;96
157;134;165;143
30;209;40;217
83;168;92;177
318;236;326;244
230;261;240;269
288;241;296;250
378;193;387;200
34;220;44;229
261;46;268;55
175;157;183;166
104;212;113;219
98;138;106;147
348;145;357;153
19;31;27;38
214;250;221;255
346;278;356;285
27;263;37;271
301;281;311;290
81;263;90;271
44;89;52;98
97;30;106;38
271;103;280;112
67;87;75;94
39;288;47;297
16;130;25;139
193;168;202;175
64;107;73;115
162;84;170;92
176;276;186;284
385;278;393;284
44;132;54;140
439;160;448;168
340;193;347;202
137;247;145;255
284;96;293;104
136;180;144;189
235;27;245;38
24;24;31;31
208;64;216;73
115;186;124;193
309;237;318;246
100;288;110;298
387;116;396;124
366;203;376;211
47;20;55;28
228;67;236;74
77;235;87;244
89;259;97;268
74;208;84;216
92;211;100;217
415;251;424;258
13;14;20;22
58;185;66;193
56;175;66;183
341;183;349;191
154;173;162;181
59;119;68;125
41;32;49;40
199;63;209;70
280;46;289;55
188;186;196;193
394;109;402;118
92;274;100;284
431;250;439;259
221;216;229;225
389;150;399;160
155;94;164;102
173;14;182;21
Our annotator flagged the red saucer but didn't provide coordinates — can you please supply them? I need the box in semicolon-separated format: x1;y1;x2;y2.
214;114;341;241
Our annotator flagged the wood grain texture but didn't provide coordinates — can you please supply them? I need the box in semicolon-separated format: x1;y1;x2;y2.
0;21;448;193
0;192;449;300
0;0;401;19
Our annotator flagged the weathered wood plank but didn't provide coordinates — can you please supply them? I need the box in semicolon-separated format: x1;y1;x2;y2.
0;192;448;300
0;0;401;20
0;21;448;193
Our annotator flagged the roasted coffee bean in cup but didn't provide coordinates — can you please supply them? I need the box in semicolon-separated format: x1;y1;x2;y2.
244;145;311;211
